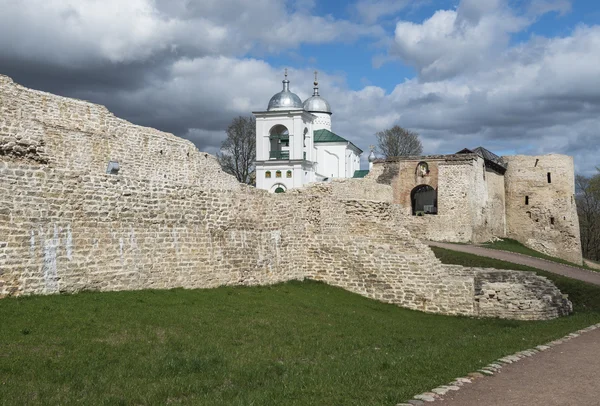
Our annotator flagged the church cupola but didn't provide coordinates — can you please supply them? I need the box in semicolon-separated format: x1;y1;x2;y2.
303;71;331;114
267;69;303;111
303;71;332;131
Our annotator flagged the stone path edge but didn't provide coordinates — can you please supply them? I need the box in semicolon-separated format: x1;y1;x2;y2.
396;322;600;406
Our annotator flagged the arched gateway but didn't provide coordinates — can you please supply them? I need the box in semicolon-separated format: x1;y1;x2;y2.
411;185;437;215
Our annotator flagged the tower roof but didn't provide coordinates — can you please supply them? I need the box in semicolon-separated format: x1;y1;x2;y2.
303;71;331;114
267;69;303;111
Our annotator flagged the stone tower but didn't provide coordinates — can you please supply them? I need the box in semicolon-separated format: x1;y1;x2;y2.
504;154;582;264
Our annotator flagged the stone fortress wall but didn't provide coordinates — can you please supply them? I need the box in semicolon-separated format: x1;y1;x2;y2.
0;74;572;320
504;155;581;264
371;155;507;244
372;151;581;265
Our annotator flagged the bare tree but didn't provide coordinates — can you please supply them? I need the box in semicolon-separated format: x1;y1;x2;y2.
375;125;423;158
577;169;600;261
217;116;256;184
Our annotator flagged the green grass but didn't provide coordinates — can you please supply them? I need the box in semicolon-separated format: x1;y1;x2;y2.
1;278;600;406
479;238;594;270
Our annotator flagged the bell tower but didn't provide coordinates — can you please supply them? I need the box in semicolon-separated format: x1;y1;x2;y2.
253;70;317;192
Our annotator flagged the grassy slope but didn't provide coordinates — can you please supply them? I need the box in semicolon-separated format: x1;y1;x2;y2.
1;272;600;404
431;247;600;314
480;238;594;270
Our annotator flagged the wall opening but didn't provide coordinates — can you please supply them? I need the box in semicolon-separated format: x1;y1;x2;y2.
550;217;555;225
526;211;532;219
411;185;437;215
525;196;529;205
275;187;285;193
416;161;429;177
547;172;552;183
106;161;120;175
269;125;290;159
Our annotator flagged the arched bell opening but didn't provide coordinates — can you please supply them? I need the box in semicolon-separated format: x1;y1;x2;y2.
269;125;290;160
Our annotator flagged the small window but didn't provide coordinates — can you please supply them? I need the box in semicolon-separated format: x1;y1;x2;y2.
286;170;292;178
525;196;529;205
275;187;285;194
547;172;552;183
265;171;271;179
276;170;282;178
550;217;555;225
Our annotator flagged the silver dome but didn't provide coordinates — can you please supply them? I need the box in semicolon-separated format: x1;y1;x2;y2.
267;76;303;111
303;95;331;114
303;72;331;114
368;150;377;163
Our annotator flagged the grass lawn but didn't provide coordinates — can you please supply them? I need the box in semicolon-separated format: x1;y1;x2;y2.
431;247;600;314
2;275;600;405
479;238;594;270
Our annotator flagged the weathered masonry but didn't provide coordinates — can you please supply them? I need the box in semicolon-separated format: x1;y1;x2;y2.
0;74;572;320
371;148;582;265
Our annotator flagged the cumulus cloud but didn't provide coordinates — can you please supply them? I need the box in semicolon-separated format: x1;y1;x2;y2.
0;0;380;67
391;0;528;80
0;0;597;176
362;24;600;174
528;0;572;16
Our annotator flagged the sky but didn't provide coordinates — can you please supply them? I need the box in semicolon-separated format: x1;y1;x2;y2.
0;0;599;174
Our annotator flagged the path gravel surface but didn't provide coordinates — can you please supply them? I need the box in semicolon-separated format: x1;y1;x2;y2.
435;328;600;405
426;241;600;286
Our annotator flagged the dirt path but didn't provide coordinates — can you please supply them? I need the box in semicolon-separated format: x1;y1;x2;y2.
435;328;600;406
426;241;600;286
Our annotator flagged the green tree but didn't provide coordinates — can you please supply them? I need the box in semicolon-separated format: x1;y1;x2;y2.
576;168;600;261
375;125;423;158
217;116;256;184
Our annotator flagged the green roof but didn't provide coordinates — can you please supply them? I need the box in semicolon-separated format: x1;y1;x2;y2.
313;129;363;153
352;170;370;178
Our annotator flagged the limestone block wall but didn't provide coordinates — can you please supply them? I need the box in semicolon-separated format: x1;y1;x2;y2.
504;155;582;264
0;74;238;190
375;155;503;243
480;169;507;239
0;75;573;320
473;269;572;320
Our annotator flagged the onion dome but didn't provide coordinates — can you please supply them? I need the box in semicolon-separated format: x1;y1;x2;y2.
368;146;377;163
368;150;377;163
267;69;303;111
303;71;331;114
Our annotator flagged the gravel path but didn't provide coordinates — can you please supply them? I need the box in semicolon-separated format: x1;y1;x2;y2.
426;241;600;286
435;328;600;406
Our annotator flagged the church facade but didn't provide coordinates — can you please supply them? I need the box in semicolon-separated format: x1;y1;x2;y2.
254;73;362;193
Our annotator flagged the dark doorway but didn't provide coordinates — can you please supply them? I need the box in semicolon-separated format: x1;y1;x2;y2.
411;185;437;215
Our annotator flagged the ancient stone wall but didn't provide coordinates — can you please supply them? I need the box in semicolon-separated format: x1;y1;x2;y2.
0;75;239;190
504;154;582;264
373;155;506;243
0;75;572;320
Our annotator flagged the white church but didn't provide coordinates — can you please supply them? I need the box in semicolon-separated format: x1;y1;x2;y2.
254;71;365;193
